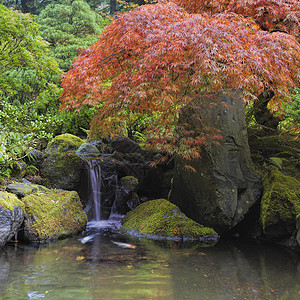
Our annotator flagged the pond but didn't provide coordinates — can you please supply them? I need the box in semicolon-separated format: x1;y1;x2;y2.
1;218;300;300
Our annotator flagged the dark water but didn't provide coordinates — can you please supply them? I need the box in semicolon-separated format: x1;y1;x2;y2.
1;221;300;300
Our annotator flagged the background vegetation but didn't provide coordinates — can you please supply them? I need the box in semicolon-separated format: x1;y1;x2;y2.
0;0;299;181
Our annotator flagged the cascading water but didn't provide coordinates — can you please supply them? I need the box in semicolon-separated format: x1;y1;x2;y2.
84;159;102;221
84;158;123;231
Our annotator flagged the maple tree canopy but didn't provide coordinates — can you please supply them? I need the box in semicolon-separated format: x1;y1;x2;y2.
60;0;300;158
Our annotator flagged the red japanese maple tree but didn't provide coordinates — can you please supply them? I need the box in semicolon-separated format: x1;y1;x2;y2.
60;0;300;157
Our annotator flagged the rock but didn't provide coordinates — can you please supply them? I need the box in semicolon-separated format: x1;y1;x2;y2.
171;92;262;233
76;142;101;157
90;139;102;151
261;166;300;240
0;192;24;247
81;156;121;220
21;190;87;242
111;137;141;153
113;176;140;214
40;153;85;190
124;152;145;163
25;150;46;169
45;133;84;154
6;182;47;198
10;161;27;178
121;199;218;242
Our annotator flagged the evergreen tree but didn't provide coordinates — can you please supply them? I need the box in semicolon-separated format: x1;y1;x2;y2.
0;4;59;101
37;0;110;71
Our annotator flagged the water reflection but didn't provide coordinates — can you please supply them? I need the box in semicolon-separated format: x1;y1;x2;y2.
1;236;300;299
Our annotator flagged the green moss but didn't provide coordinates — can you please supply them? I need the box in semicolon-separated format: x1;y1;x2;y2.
121;199;218;241
22;190;87;241
120;176;138;190
0;191;25;211
260;166;300;231
46;133;84;154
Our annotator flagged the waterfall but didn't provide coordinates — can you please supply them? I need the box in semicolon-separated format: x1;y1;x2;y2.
85;159;102;221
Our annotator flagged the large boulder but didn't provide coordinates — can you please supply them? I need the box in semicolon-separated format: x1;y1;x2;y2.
21;189;87;242
171;92;262;233
0;192;24;247
45;133;84;154
121;199;218;242
40;153;85;190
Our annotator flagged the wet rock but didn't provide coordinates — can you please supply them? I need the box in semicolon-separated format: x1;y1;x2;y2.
76;142;101;157
0;192;24;247
113;176;140;214
171;92;262;233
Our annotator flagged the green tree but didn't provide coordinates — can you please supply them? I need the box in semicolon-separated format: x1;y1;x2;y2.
37;0;110;72
0;4;60;100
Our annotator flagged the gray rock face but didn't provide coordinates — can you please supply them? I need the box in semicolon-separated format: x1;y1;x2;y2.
0;206;24;247
171;92;262;233
40;153;85;190
76;143;101;157
6;182;46;198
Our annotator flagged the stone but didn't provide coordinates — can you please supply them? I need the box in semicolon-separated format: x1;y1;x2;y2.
45;133;84;154
0;192;24;247
21;190;87;242
171;92;262;233
6;182;47;198
111;137;141;153
40;153;85;190
261;166;300;240
76;142;101;157
121;199;218;242
113;176;140;214
10;161;27;178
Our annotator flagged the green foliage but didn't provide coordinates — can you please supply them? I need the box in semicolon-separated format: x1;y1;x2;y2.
37;0;111;71
0;4;60;100
280;88;300;136
0;98;61;180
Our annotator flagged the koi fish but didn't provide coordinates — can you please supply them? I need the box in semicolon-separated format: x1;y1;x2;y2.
79;233;98;244
111;241;136;249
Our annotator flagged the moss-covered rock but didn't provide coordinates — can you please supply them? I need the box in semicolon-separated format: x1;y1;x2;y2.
120;176;138;194
0;192;25;247
40;153;84;190
21;190;87;242
121;199;218;242
46;134;84;154
260;166;300;239
0;191;25;211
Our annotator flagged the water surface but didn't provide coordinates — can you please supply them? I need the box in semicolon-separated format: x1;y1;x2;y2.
1;221;300;300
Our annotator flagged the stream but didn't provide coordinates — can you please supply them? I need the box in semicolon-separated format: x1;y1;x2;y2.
1;218;300;300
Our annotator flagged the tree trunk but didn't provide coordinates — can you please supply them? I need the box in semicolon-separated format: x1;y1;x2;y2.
110;0;116;15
